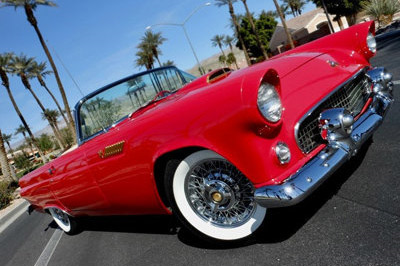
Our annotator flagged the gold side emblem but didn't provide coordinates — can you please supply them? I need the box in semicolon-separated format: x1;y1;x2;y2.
98;141;125;159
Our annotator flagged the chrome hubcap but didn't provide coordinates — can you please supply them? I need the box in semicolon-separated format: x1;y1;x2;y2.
53;208;70;226
185;159;256;227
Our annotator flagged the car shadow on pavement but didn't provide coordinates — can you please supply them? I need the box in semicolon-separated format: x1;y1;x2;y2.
255;138;373;244
46;139;372;249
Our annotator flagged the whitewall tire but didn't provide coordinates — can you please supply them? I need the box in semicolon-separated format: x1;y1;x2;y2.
48;208;77;234
170;150;266;241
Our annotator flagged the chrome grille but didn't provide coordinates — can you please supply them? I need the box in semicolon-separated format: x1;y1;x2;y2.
296;72;371;154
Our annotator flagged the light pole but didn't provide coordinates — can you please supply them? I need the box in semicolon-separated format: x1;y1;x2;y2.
146;2;211;75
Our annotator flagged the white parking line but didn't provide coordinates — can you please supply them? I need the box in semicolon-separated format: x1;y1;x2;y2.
393;80;400;85
34;229;63;266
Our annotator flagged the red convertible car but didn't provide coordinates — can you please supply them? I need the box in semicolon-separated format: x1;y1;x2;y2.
20;21;394;242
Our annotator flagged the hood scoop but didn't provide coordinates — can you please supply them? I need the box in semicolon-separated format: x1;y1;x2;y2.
206;68;232;84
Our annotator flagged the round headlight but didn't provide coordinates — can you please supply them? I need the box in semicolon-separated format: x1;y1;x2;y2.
257;82;282;122
367;32;376;53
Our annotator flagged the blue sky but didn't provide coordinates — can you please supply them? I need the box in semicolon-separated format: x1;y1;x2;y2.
0;0;316;145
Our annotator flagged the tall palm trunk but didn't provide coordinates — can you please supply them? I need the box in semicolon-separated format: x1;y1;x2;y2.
24;4;76;142
242;0;268;60
228;2;251;66
37;74;69;127
0;130;13;182
0;70;47;163
273;0;295;49
19;73;65;150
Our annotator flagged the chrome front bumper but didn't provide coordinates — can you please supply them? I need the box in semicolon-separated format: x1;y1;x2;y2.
254;67;394;208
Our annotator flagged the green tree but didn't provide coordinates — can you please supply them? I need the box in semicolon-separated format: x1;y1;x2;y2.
60;128;74;147
218;54;227;67
226;53;237;68
223;35;239;69
14;154;33;171
37;133;53;153
0;0;76;141
9;54;64;152
2;133;14;159
312;0;365;27
139;30;166;67
135;45;154;70
0;53;46;163
215;0;251;66
236;11;277;60
211;34;227;58
30;60;69;127
41;109;65;150
282;0;307;17
240;0;268;59
363;0;400;27
14;125;33;155
162;60;175;67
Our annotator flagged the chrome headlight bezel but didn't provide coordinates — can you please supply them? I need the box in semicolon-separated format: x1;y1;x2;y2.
257;82;282;123
367;32;377;53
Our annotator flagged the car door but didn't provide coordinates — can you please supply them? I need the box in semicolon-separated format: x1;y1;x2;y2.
48;145;108;212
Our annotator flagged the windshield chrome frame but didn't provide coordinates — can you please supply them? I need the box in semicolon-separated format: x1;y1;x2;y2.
74;66;195;146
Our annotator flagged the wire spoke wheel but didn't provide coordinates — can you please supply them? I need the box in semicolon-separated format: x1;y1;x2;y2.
171;150;266;241
186;159;256;227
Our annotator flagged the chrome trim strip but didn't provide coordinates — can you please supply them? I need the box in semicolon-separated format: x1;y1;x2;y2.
294;67;368;154
256;68;393;208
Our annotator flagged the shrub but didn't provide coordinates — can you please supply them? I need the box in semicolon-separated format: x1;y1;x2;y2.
14;154;33;171
0;181;14;209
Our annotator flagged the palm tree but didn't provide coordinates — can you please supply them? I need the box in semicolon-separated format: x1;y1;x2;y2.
15;124;35;156
240;0;268;60
0;0;76;142
0;129;13;182
363;0;400;27
2;133;15;159
30;60;69;127
140;30;166;67
211;34;227;58
0;53;47;163
135;46;154;70
218;55;227;67
273;0;295;49
215;0;251;66
9;54;65;151
223;35;239;69
41;109;65;150
282;0;306;17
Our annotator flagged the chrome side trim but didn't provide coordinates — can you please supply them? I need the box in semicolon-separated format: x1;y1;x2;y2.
294;67;368;154
256;67;393;208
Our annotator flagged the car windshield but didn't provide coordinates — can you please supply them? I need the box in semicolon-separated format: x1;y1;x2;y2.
78;67;196;142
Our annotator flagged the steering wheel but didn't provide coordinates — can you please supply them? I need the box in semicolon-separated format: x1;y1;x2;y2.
152;90;171;101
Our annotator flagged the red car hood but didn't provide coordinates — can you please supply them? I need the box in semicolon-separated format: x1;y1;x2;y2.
181;52;323;92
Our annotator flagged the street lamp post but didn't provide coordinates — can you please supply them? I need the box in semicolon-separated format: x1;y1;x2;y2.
146;2;211;75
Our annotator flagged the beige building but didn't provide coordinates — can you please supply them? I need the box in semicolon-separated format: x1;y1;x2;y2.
270;8;349;55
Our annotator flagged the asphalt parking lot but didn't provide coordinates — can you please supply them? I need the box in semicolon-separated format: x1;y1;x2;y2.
1;31;399;266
